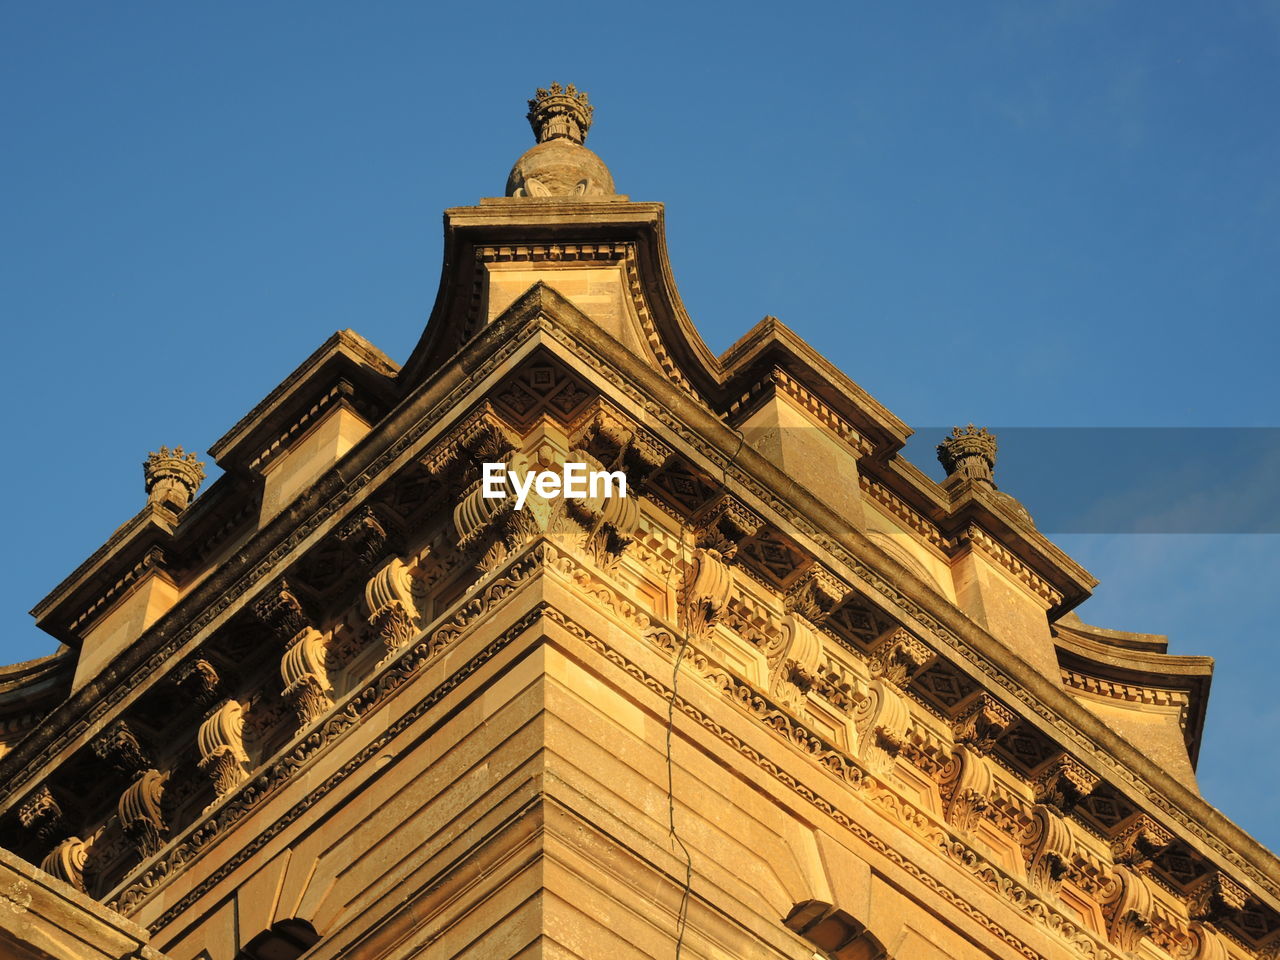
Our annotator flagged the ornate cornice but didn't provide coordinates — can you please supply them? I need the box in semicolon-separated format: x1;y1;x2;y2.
5;296;1277;942
957;524;1065;607
858;473;950;550
727;365;875;458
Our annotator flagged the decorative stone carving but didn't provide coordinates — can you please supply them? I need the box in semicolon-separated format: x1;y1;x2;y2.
337;505;389;567
455;473;509;549
1174;922;1229;960
144;445;205;510
868;628;935;688
364;557;419;657
91;720;150;778
682;547;733;641
952;693;1016;753
938;744;994;836
118;769;167;858
1100;864;1156;952
784;565;847;624
528;81;593;144
1034;754;1100;814
252;581;310;645
507;84;616;198
696;495;762;560
18;786;64;843
1022;802;1073;898
1110;813;1174;869
40;836;89;891
937;425;997;484
1187;870;1250;924
768;614;825;714
852;678;911;778
579;405;671;484
585;483;641;569
280;628;332;728
174;658;223;709
419;405;518;480
197;700;250;799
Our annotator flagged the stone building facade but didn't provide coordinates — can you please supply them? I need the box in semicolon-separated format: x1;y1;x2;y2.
1;86;1277;960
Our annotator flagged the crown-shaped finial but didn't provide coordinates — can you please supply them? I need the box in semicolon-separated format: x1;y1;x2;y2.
527;82;594;145
144;445;206;512
937;425;998;484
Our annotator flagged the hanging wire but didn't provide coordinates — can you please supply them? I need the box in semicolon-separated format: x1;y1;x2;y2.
665;426;745;959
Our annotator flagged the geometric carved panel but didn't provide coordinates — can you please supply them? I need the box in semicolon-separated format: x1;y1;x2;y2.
491;356;595;426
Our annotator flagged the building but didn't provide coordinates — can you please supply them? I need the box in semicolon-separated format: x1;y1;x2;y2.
1;85;1277;960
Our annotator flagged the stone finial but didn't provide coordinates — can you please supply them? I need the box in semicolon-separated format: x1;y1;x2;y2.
144;445;205;511
937;425;997;484
527;82;594;145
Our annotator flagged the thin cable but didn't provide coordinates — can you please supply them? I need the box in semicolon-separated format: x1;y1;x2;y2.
665;426;745;959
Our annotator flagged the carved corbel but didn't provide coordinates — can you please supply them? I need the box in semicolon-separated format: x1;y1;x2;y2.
337;505;389;567
868;627;935;688
453;468;537;572
1034;754;1100;814
561;447;641;568
91;720;151;779
587;487;641;568
40;836;89;891
784;565;848;625
768;614;825;714
174;658;224;710
952;693;1016;753
626;425;673;482
364;557;420;657
1100;864;1156;953
118;769;167;858
577;405;672;485
280;627;333;728
1174;922;1229;960
695;495;763;561
1111;813;1174;870
1187;871;1249;925
420;405;518;480
938;744;994;836
852;678;911;778
682;547;734;641
252;580;310;645
197;700;250;799
18;786;65;843
1022;802;1074;898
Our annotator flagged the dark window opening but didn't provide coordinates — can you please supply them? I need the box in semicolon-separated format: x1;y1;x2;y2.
233;919;320;960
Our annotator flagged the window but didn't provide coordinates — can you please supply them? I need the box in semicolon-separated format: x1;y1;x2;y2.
233;920;320;960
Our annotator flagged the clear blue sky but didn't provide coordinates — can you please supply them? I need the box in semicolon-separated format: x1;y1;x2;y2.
2;4;1277;849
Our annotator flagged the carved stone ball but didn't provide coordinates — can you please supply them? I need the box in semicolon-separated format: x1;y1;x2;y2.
506;138;616;198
